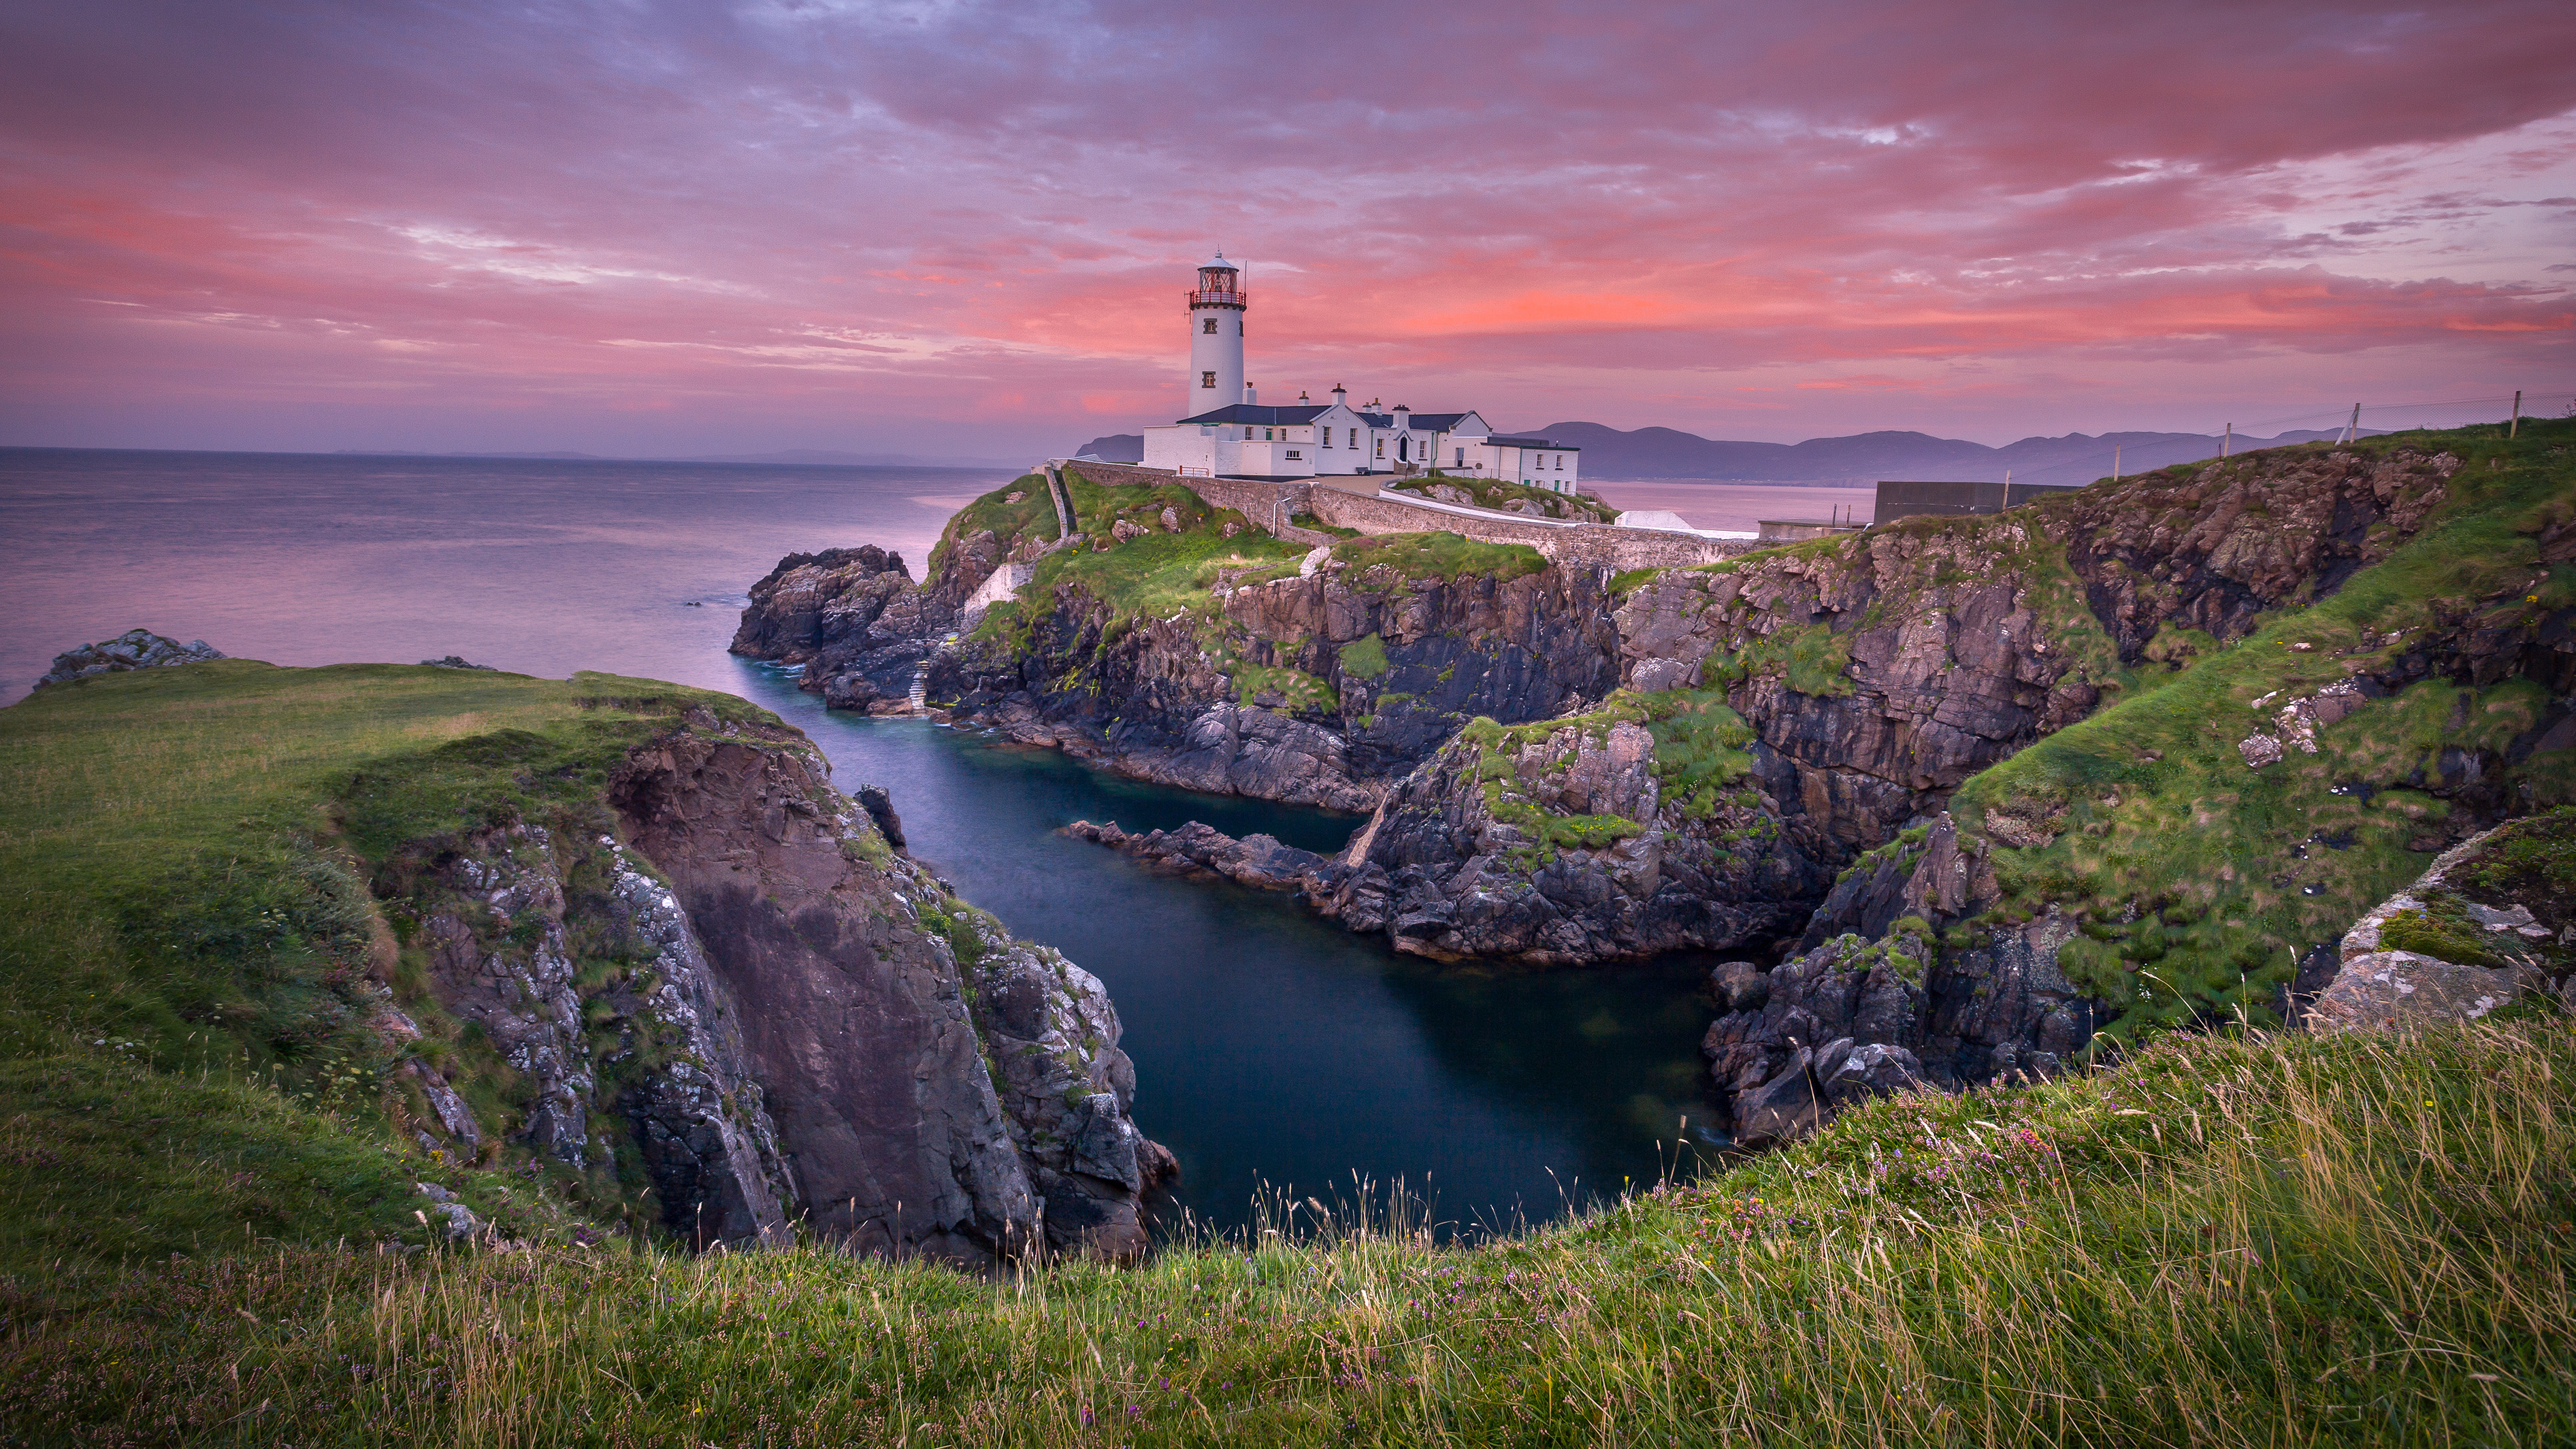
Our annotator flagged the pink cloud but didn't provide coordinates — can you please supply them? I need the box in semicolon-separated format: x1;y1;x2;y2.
1;1;2571;454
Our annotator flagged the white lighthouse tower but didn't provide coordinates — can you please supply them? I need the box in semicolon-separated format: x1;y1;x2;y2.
1186;255;1246;413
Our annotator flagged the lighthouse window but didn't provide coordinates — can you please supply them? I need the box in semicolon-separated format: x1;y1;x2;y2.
1203;318;1218;334
1201;372;1216;389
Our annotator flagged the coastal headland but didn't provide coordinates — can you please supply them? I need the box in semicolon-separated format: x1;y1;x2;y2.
3;419;2571;1444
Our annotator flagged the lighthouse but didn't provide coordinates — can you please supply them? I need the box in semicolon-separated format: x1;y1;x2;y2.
1186;255;1245;412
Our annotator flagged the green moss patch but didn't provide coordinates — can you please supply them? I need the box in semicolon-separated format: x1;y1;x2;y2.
1337;632;1391;680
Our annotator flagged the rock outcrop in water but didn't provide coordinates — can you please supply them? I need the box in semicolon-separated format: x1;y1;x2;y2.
732;546;962;714
37;628;224;688
728;477;1623;811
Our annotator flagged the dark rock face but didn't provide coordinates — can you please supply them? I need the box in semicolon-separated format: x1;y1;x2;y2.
2050;447;2458;656
953;915;1177;1254
1614;447;2462;868
1702;843;2096;1144
730;546;953;713
37;628;223;688
933;561;1625;811
391;817;799;1248
610;728;1167;1262
1305;717;1823;963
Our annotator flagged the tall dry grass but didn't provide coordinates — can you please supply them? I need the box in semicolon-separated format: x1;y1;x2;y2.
7;1018;2567;1446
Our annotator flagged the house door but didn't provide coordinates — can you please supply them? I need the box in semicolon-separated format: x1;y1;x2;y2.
1398;436;1409;461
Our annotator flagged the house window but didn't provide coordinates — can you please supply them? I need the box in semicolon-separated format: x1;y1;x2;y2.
1348;428;1358;448
1455;448;1465;465
1265;427;1275;440
1321;430;1332;448
1286;450;1301;459
1375;438;1384;457
1201;372;1216;389
1203;318;1218;334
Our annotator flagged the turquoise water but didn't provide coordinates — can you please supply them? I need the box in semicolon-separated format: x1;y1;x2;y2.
3;447;1727;1235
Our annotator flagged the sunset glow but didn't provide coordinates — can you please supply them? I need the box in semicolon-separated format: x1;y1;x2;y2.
3;1;2571;457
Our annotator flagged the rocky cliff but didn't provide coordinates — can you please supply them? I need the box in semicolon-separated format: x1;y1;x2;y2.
733;470;1623;812
736;427;2573;1144
1687;428;2575;1140
368;703;1166;1263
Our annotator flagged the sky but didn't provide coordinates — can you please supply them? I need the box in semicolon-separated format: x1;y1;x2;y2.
2;0;2572;459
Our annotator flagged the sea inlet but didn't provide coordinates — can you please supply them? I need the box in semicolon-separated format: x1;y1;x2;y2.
0;447;1817;1235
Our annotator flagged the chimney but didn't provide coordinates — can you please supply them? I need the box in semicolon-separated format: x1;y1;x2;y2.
1331;385;1348;409
1244;381;1257;405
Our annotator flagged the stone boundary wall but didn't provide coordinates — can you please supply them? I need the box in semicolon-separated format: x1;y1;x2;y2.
1056;460;1314;535
1050;459;1751;571
1303;487;1751;570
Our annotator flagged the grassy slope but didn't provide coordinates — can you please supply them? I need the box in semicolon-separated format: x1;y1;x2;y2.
1946;420;2575;1039
0;663;770;1275
956;469;1550;717
7;1021;2567;1446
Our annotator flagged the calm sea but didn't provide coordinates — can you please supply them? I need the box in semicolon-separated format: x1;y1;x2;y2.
1;448;1827;1235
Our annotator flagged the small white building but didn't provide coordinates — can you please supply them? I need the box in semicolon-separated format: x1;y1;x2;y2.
1138;255;1579;491
1476;435;1582;491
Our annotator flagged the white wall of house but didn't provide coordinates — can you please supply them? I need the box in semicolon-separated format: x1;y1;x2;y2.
1142;424;1218;475
1476;440;1582;490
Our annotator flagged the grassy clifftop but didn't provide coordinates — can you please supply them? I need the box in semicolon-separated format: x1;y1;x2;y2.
1946;420;2575;1039
0;662;774;1273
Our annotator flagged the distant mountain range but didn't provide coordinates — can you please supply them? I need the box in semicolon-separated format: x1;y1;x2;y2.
1075;435;1147;462
1072;425;2376;486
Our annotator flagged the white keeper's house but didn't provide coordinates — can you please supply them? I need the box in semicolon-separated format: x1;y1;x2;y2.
1139;256;1582;491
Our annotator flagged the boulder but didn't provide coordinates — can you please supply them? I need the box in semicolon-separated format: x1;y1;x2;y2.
37;629;223;688
2306;821;2569;1030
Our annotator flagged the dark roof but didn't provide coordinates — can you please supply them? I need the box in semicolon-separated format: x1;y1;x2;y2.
1175;404;1333;425
1405;412;1477;431
1487;435;1581;451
